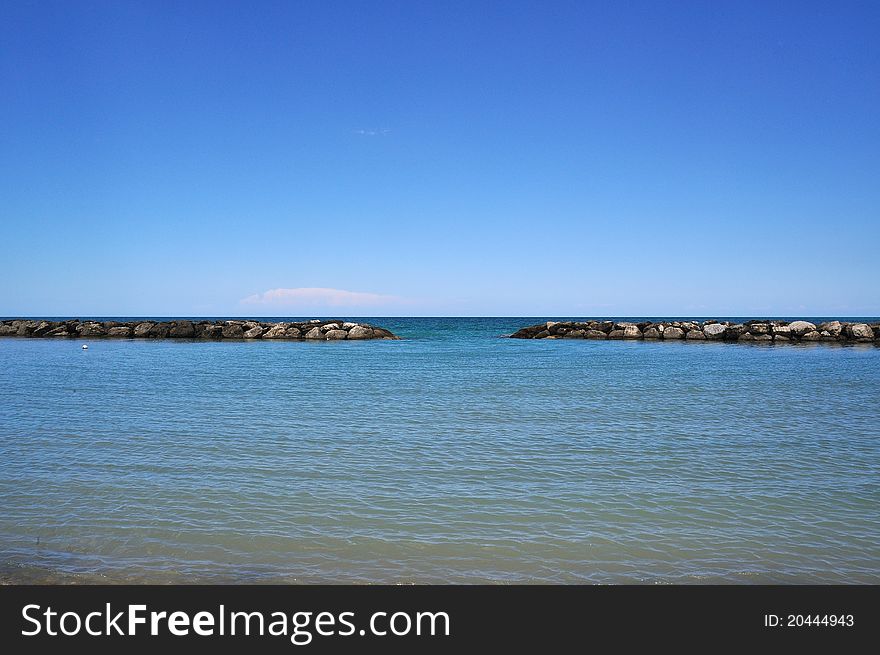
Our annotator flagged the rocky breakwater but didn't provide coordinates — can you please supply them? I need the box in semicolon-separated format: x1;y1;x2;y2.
509;319;880;344
0;319;399;341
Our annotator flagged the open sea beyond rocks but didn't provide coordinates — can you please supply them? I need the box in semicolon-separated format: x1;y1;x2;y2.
1;317;878;584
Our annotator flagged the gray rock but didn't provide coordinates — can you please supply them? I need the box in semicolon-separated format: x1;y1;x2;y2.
169;321;195;338
623;325;642;339
31;321;56;337
585;330;607;339
243;326;264;339
788;321;817;336
285;327;303;338
371;328;397;339
149;323;170;338
563;329;585;338
324;329;348;340
818;321;843;337
342;322;358;330
347;325;374;340
607;329;625;339
772;325;791;337
662;327;685;340
801;331;821;341
703;323;727;339
199;324;223;339
108;326;132;337
16;320;39;335
686;329;706;340
747;323;770;335
133;322;155;337
77;322;105;337
643;327;661;339
221;323;244;339
304;326;323;339
847;323;874;340
262;324;288;339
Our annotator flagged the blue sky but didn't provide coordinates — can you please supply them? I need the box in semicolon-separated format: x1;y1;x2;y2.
1;0;878;316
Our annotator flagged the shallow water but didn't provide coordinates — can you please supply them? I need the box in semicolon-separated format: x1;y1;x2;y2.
1;318;879;583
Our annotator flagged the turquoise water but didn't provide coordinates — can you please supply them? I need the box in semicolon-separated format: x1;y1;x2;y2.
1;318;879;583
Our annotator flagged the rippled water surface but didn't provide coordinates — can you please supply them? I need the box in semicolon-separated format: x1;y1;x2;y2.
1;318;879;583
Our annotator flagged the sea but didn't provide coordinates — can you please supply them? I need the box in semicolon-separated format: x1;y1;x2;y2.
1;317;878;583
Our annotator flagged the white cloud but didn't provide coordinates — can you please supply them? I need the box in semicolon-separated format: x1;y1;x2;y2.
353;128;391;136
241;287;400;308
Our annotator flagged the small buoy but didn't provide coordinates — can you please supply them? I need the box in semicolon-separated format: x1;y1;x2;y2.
82;344;88;350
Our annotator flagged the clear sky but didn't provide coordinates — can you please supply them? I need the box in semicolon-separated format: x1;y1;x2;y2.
1;1;878;317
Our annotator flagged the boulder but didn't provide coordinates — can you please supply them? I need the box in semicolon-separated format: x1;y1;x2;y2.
818;321;843;337
662;327;685;340
847;323;874;340
221;323;244;339
324;329;348;340
149;323;170;338
607;329;625;339
342;322;358;330
77;322;105;337
169;321;195;338
584;330;607;339
198;324;223;339
32;321;55;337
304;326;323;339
0;323;16;336
321;323;340;332
623;325;642;339
801;331;821;341
133;322;155;337
747;323;770;335
772;325;791;337
563;329;585;338
788;321;817;337
107;326;132;337
643;327;661;339
347;325;374;340
703;323;727;340
285;327;303;338
262;324;288;339
17;320;40;335
686;329;706;340
243;326;264;339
